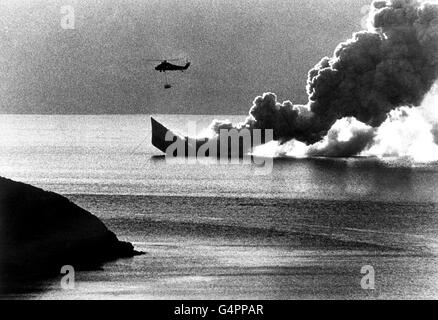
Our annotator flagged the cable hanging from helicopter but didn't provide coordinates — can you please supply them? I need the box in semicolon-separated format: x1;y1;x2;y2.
146;58;191;89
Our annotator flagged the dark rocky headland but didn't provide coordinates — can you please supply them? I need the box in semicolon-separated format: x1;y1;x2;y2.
0;176;142;292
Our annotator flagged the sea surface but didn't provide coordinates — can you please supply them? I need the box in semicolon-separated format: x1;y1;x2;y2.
1;114;438;299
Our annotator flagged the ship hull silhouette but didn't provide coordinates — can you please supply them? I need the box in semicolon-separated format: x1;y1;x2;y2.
151;117;270;158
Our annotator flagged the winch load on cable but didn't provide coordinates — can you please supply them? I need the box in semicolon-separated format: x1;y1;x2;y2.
146;59;191;89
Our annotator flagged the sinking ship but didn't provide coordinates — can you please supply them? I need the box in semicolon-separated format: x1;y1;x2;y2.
151;117;271;158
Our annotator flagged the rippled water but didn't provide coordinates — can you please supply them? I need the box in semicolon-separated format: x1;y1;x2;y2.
1;114;438;299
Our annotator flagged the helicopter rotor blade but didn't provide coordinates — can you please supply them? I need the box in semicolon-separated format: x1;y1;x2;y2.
144;58;184;62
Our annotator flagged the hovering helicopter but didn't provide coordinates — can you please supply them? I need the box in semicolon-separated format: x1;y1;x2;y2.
147;59;191;89
155;60;191;72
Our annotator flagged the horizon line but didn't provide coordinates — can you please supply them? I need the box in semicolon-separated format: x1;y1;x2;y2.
0;113;249;116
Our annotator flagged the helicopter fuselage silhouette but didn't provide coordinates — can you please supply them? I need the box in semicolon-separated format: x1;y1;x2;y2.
155;61;191;72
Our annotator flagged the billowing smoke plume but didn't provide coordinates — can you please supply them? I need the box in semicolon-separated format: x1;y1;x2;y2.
213;0;438;152
365;84;438;161
253;84;438;161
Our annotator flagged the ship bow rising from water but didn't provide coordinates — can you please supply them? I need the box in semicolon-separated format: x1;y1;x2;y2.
151;117;272;158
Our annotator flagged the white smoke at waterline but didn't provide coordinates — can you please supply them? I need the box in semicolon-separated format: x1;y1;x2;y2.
364;85;438;162
253;85;438;163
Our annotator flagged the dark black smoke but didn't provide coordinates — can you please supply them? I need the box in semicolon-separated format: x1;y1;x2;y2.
216;0;438;146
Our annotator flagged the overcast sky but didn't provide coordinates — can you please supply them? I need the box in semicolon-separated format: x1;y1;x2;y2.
0;0;371;114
